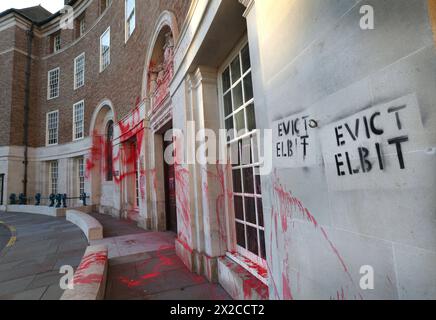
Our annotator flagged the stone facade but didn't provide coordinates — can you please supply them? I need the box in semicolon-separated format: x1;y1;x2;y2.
0;0;435;300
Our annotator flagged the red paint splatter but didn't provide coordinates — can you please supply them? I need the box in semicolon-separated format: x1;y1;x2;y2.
271;171;360;299
73;250;107;285
282;272;293;300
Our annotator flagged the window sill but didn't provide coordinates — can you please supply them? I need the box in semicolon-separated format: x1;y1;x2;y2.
226;251;268;285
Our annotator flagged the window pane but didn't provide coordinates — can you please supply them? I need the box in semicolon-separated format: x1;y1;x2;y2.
232;169;242;193
126;0;135;14
222;67;231;92
234;109;245;134
246;104;256;132
259;230;266;259
224;92;232;117
230;142;239;166
225;118;234;132
240;137;252;166
236;222;246;248
234;196;244;220
247;225;258;255
245;197;256;224
255;172;262;195
230;55;241;83
243;72;253;102
232;82;243;109
243;167;254;194
241;44;251;73
257;198;264;227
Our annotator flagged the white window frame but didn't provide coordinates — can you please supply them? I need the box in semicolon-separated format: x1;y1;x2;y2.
124;0;136;42
78;157;85;196
46;110;59;146
47;67;60;100
100;27;111;72
49;160;59;195
74;53;85;90
73;100;85;141
218;38;266;270
53;33;61;53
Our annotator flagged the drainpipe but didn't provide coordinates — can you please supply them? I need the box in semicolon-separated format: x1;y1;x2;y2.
23;23;34;202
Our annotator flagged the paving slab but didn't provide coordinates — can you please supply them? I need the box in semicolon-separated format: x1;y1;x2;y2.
0;212;88;300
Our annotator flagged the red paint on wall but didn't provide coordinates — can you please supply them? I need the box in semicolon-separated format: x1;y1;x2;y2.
282;272;293;300
271;172;360;299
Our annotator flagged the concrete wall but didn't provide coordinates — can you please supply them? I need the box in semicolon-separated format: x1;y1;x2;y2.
246;0;436;299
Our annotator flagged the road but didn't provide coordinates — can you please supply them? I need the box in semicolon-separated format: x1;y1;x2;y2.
0;222;11;253
0;212;88;300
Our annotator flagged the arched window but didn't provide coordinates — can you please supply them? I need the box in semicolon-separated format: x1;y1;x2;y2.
106;120;114;181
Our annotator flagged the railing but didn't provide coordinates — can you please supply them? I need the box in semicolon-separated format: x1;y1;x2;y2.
9;193;90;208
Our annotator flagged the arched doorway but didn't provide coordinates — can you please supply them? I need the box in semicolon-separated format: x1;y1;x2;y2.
88;100;118;215
141;11;179;232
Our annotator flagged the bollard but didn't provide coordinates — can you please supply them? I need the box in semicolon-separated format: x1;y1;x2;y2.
9;193;17;205
49;194;56;207
80;192;88;206
19;193;27;205
35;193;41;206
62;194;67;208
55;194;62;208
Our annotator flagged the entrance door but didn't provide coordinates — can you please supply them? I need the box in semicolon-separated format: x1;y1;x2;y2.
163;134;177;233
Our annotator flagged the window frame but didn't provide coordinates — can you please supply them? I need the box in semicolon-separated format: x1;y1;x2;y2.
53;33;61;53
124;0;136;42
74;53;86;90
46;110;59;146
73;100;85;141
49;160;59;195
100;27;111;72
78;157;85;196
47;67;60;100
217;37;266;270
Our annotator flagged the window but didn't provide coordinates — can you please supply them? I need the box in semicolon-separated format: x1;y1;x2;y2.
50;161;59;195
106;120;114;181
46;111;59;146
100;0;112;14
221;43;266;263
78;157;85;196
47;68;60;99
73;101;85;140
100;28;111;72
75;14;86;38
52;32;61;53
125;0;136;41
74;53;85;89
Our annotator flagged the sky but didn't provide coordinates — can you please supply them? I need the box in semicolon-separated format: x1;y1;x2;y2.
0;0;65;14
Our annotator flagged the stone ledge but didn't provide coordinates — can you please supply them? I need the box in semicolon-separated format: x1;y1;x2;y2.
66;210;104;242
5;205;67;217
61;245;108;300
218;257;269;300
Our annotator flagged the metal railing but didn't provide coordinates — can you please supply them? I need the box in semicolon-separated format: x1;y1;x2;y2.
9;193;90;208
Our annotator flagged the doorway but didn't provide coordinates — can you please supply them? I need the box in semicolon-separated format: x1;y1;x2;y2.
160;122;177;233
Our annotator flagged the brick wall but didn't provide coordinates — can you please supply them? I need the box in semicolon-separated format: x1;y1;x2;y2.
34;0;191;147
0;0;191;148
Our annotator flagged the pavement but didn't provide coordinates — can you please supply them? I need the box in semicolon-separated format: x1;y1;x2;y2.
0;212;88;300
0;223;11;252
90;213;231;300
0;210;231;300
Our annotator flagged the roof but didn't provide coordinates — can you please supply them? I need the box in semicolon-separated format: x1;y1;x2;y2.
16;5;53;23
0;1;81;26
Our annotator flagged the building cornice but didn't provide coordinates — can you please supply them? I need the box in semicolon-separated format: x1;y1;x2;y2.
238;0;255;17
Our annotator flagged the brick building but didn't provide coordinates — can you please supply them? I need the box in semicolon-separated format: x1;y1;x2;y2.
0;0;435;299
